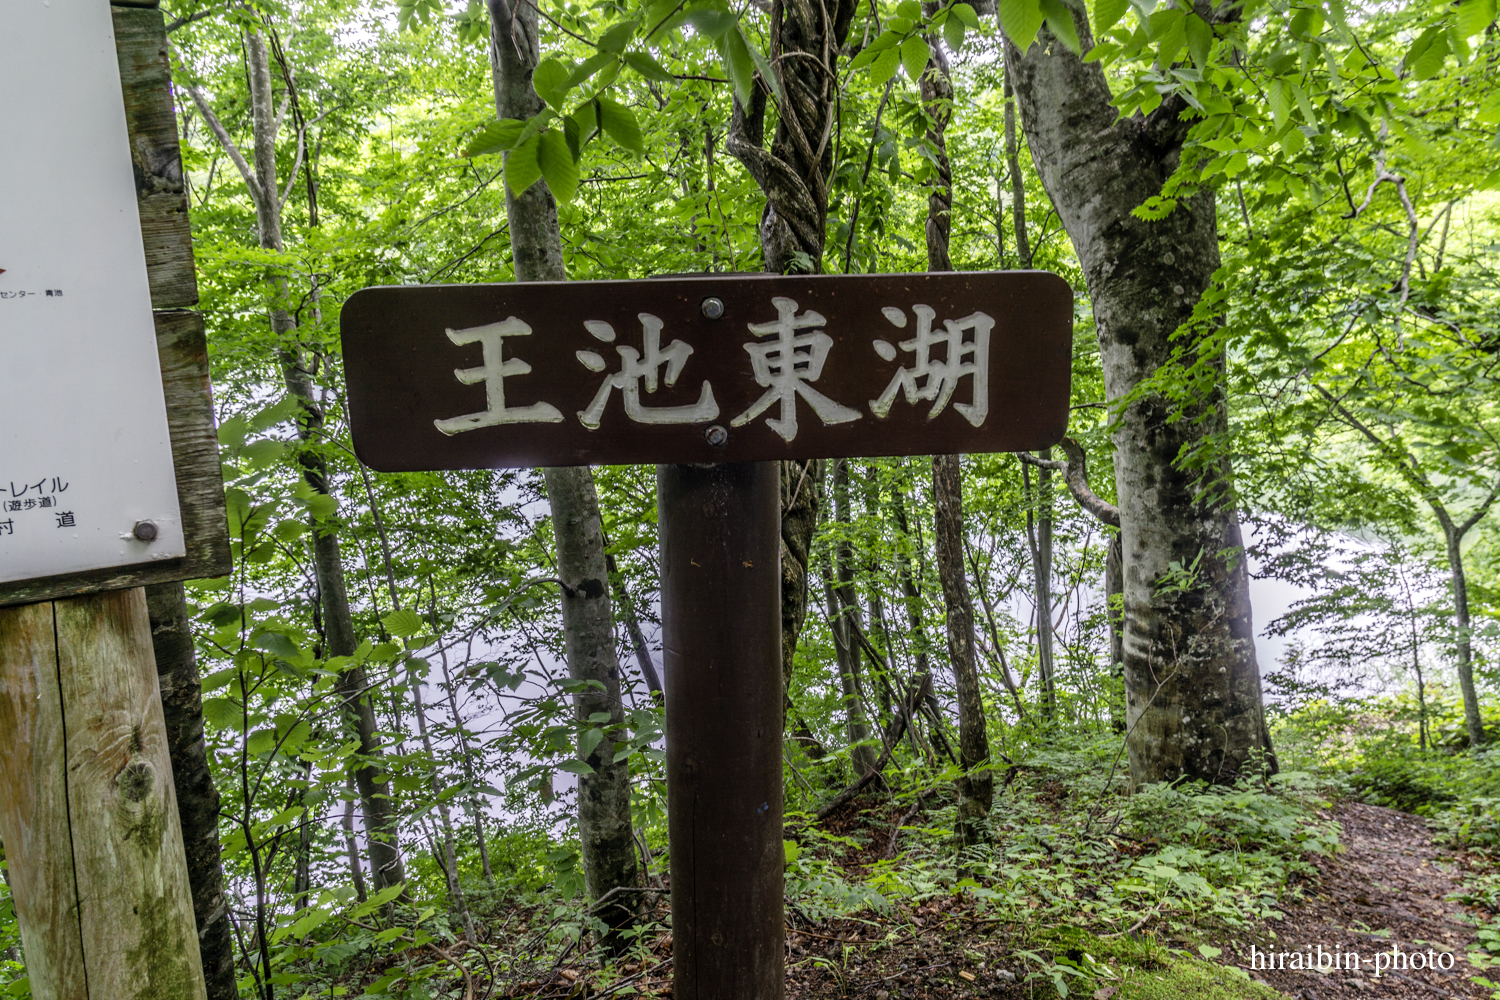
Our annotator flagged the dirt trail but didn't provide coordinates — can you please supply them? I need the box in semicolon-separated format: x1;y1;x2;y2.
1246;801;1491;999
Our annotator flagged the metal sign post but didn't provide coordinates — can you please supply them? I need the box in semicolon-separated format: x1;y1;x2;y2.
341;269;1073;998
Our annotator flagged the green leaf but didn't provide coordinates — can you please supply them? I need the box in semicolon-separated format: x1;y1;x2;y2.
871;46;902;83
720;27;757;105
532;57;571;109
253;631;300;661
240;438;284;468
247;728;277;757
597;97;645;154
943;16;967;50
537;129;579;203
304;493;337;521
1290;81;1318;128
505;132;543;194
624;49;675;81
381;608;426;639
684;8;737;38
464;118;525;157
597;18;638;52
1267;78;1291;132
1403;25;1447;80
901;35;930;82
743;31;786;106
578;727;605;760
1093;0;1129;33
951;2;982;28
564;51;615;90
1040;0;1081;53
1198;944;1223;959
1184;12;1212;67
784;839;801;865
558;759;596;776
1457;0;1496;38
897;0;922;16
202;697;244;731
997;0;1046;51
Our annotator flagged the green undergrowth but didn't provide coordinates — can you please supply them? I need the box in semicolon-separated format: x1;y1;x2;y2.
1035;929;1287;999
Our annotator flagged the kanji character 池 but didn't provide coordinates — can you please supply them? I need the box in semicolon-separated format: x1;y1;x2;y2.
433;318;564;436
731;297;861;442
869;305;992;427
576;314;719;428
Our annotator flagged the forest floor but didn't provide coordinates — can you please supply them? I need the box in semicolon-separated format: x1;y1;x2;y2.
493;799;1499;1000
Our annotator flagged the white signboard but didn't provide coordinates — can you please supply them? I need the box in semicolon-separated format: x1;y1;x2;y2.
0;1;186;585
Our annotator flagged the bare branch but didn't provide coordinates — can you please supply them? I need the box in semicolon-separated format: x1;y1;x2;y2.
171;47;266;209
1017;437;1120;528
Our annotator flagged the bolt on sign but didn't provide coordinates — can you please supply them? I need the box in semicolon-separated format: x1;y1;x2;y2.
342;271;1073;469
0;1;185;586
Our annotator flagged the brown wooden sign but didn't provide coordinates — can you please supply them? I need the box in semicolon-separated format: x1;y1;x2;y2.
341;271;1073;471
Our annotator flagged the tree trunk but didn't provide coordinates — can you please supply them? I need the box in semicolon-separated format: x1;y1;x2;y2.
1022;455;1057;717
1106;534;1125;732
831;461;878;774
486;0;638;943
607;551;664;700
1002;58;1031;270
1005;18;1274;786
1441;521;1486;747
409;674;475;940
145;582;238;1000
780;459;821;715
230;27;409;888
931;456;993;845
342;774;369;903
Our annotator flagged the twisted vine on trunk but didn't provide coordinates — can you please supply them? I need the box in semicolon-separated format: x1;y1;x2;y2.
726;0;860;273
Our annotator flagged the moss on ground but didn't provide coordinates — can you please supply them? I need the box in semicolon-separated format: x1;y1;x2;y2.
1042;930;1288;999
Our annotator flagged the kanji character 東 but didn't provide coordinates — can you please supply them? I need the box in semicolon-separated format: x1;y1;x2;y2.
575;314;719;429
731;297;861;442
869;305;992;427
433;318;564;436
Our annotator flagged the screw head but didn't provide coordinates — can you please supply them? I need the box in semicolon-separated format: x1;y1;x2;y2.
700;296;725;320
704;425;728;447
132;520;158;542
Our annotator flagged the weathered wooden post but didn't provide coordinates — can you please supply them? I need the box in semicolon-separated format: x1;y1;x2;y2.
0;4;231;998
339;271;1072;998
658;461;784;998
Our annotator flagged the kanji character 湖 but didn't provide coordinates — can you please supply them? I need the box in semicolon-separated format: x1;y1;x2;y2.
869;305;992;427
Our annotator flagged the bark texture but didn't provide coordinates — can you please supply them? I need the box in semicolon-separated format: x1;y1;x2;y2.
487;0;639;940
931;456;993;844
1005;17;1273;786
780;459;821;708
725;0;860;272
145;582;237;1000
828;462;877;774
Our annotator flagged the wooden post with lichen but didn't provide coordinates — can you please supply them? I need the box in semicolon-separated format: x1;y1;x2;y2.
0;591;209;1000
0;2;221;998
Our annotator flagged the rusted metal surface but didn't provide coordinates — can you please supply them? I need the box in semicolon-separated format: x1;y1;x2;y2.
658;462;784;1000
341;272;1072;470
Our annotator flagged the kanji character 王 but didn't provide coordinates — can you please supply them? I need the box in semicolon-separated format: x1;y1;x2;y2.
433;318;564;436
575;314;718;429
